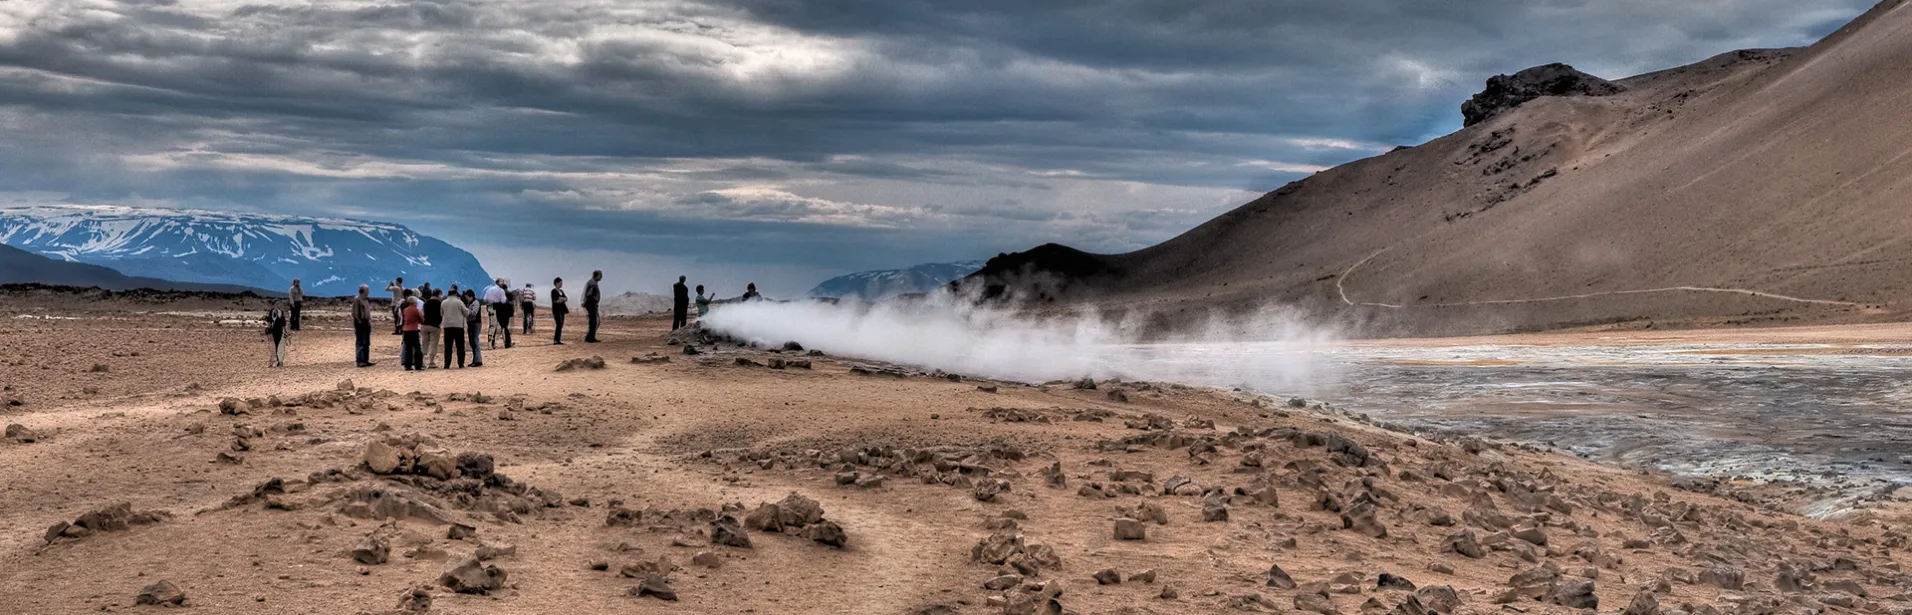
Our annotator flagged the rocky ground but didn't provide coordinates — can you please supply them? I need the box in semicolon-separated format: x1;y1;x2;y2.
2;303;1909;614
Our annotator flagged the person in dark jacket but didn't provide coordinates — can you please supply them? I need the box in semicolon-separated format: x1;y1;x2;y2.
550;277;569;345
583;270;602;343
463;289;484;367
264;302;289;368
352;284;376;367
672;275;689;330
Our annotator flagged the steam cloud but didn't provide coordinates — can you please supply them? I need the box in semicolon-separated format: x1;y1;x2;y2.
698;293;1340;393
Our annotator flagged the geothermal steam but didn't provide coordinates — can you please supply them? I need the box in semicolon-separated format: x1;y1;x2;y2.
699;294;1337;392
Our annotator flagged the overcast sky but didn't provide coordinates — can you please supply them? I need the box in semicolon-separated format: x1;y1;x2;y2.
0;0;1872;295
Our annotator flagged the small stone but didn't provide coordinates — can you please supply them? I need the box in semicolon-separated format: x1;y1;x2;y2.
1622;590;1660;615
1129;569;1157;584
353;532;391;565
632;574;678;601
1160;585;1179;600
4;423;36;443
447;523;476;540
1444;530;1485;558
803;519;848;548
1377;573;1415;590
1548;577;1598;609
1268;563;1298;589
984;574;1022;590
692;551;722;568
1295;592;1340;614
438;556;508;594
1094;569;1122;585
136;580;185;606
1114;518;1147;541
711;514;752;548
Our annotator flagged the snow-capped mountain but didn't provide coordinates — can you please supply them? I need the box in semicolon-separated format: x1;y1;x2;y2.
808;260;987;300
0;205;493;296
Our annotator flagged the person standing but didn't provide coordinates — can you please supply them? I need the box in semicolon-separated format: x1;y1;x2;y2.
385;277;406;334
583;270;602;343
484;278;514;349
550;277;568;345
672;275;689;330
520;283;537;335
695;284;712;320
421;290;443;369
464;289;485;367
400;291;424;371
742;283;762;302
440;290;468;368
264;302;289;368
352;284;376;367
287;279;305;331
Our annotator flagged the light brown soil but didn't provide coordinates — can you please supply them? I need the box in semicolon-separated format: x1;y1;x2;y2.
2;304;1908;614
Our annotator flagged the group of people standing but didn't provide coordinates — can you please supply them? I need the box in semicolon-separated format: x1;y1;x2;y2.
268;269;763;370
339;270;605;370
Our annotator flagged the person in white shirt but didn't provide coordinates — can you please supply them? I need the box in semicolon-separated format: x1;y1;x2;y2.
481;278;514;349
519;283;537;335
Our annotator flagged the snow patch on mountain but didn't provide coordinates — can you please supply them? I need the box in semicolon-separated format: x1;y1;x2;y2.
0;205;492;296
808;260;987;301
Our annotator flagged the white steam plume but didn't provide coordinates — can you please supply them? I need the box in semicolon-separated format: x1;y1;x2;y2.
699;293;1340;393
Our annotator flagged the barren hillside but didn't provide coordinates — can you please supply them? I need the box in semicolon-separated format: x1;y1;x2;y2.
964;0;1912;337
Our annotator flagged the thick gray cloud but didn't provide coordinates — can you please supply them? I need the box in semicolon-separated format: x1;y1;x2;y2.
0;0;1872;294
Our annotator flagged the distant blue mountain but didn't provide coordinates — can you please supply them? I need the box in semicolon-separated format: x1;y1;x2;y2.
808;260;987;300
0;205;492;296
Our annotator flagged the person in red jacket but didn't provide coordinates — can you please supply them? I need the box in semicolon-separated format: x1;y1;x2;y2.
400;290;425;371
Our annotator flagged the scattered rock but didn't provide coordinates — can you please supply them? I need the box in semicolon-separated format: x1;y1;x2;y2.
1129;569;1157;584
631;574;678;601
1295;591;1340;614
438;556;508;594
631;354;671;364
691;551;722;568
1094;568;1122;585
136;580;185;606
353;531;391;565
1268;564;1298;589
1623;590;1661;615
711;514;752;548
804;519;848;548
1548;577;1598;609
1114;517;1147;541
555;356;607;371
4;423;36;443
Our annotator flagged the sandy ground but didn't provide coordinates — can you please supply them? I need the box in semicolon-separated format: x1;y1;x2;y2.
3;305;1911;615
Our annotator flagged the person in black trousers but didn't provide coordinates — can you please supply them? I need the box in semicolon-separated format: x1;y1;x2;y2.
583;270;602;343
352;284;376;367
671;275;689;330
550;277;569;345
440;290;468;368
288;279;305;331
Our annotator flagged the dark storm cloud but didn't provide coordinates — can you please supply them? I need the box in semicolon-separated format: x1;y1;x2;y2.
0;0;1876;281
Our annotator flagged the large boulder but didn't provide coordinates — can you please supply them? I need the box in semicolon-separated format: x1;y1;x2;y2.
1460;63;1624;127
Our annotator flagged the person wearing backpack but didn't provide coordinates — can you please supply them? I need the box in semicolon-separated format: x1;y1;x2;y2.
264;302;290;368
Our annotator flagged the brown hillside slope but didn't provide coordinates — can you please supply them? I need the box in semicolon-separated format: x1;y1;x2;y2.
963;0;1912;337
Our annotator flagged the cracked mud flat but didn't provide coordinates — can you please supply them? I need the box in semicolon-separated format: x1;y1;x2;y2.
6;305;1912;615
